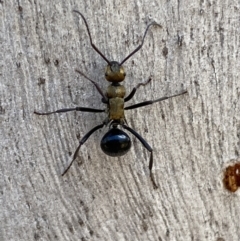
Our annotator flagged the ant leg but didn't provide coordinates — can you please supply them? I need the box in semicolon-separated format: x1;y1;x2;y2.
122;124;158;189
62;123;105;176
124;77;152;102
75;69;108;103
34;107;104;115
125;90;187;110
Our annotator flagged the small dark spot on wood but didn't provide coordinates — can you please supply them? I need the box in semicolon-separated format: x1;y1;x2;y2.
190;28;194;40
54;59;59;66
216;238;225;241
208;187;213;193
84;206;89;213
199;9;204;15
78;217;84;226
177;33;184;47
0;106;5;114
161;112;165;120
34;218;42;231
67;223;74;233
89;229;94;236
142;221;148;231
18;5;23;12
201;46;206;54
77;158;84;166
40;173;45;183
162;46;168;58
26;201;31;209
16;62;21;68
34;233;40;240
42;214;47;222
44;57;50;64
38;77;46;86
194;80;199;86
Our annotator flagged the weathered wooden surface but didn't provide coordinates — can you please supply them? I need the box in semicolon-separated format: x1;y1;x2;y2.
1;0;240;240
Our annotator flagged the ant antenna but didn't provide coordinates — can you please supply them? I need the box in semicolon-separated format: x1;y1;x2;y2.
74;10;161;66
73;10;111;65
120;21;162;65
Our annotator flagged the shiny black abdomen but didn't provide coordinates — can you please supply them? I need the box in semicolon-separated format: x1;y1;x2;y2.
101;128;131;156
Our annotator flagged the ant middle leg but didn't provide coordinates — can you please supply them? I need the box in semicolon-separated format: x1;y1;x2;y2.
34;107;105;115
124;90;187;110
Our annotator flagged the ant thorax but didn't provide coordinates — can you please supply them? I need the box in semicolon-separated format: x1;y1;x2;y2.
106;84;126;121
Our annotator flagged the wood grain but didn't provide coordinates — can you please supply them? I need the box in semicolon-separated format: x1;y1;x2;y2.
1;0;240;240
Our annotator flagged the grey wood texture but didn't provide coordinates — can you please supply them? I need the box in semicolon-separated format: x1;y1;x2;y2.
0;0;240;240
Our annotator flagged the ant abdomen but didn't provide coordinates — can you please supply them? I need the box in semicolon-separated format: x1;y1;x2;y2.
101;128;131;157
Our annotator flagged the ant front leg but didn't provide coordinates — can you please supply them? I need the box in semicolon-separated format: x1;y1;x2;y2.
124;77;152;102
75;69;108;103
122;124;158;189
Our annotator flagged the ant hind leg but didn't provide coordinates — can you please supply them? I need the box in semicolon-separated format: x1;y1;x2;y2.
62;123;105;176
122;124;158;189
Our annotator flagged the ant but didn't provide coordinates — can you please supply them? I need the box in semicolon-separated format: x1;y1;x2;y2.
34;10;187;189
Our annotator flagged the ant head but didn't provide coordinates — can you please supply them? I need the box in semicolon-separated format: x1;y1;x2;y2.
73;10;161;83
105;61;126;83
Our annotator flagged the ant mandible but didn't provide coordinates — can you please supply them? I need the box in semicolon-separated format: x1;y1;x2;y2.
34;10;187;189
